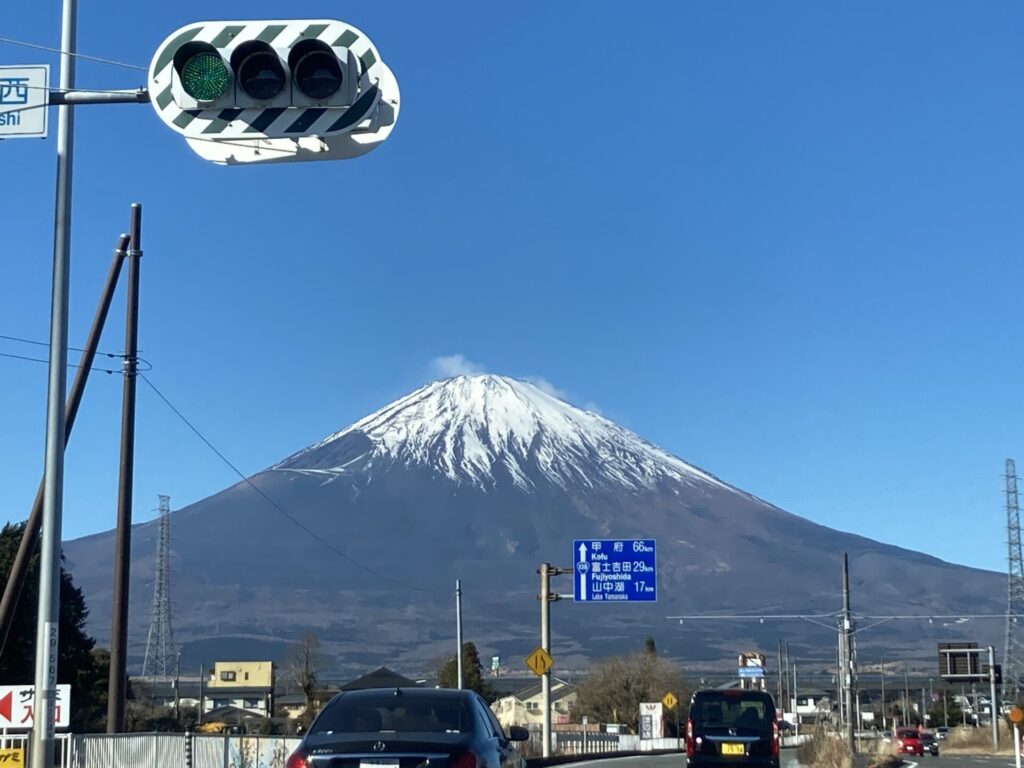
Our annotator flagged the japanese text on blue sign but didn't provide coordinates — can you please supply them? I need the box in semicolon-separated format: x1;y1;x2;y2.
573;539;656;602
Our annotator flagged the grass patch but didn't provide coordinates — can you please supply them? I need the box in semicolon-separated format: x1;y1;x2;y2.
796;728;851;768
941;725;1016;755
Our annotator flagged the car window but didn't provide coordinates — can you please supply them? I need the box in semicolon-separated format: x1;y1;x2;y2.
312;692;470;734
692;695;773;731
474;695;505;740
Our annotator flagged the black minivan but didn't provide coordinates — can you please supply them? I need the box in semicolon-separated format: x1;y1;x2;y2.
686;689;780;768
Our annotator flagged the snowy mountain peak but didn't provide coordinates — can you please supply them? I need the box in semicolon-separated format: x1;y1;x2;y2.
274;374;730;493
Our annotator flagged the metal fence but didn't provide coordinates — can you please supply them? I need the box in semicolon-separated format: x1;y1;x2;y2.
68;733;301;768
0;733;73;768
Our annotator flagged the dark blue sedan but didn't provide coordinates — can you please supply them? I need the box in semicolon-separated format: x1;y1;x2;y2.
286;687;529;768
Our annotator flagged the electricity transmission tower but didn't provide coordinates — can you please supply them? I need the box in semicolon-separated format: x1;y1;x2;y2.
1004;460;1024;701
142;495;175;677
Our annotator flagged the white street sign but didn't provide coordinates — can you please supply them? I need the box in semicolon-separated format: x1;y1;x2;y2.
0;66;49;139
0;684;70;729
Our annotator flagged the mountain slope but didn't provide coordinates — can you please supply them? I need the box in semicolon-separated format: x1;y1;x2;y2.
63;375;1004;675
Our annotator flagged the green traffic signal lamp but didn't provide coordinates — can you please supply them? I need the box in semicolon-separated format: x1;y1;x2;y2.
181;52;231;101
172;42;233;107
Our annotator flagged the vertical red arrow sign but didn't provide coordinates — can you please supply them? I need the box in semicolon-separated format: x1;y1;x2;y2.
0;691;11;722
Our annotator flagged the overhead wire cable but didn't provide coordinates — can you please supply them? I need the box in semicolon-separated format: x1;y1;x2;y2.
0;36;147;71
138;372;431;593
0;350;120;374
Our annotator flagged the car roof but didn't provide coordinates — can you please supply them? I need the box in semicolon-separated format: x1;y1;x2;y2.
327;687;473;705
692;689;775;701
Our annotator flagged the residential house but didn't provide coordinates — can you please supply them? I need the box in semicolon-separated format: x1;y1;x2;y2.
203;661;275;718
276;666;422;721
491;679;576;728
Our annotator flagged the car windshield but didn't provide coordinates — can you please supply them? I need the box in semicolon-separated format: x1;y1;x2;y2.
897;729;919;738
694;696;773;731
312;692;470;734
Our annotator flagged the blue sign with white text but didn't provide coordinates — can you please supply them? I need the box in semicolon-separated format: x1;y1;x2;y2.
573;539;657;602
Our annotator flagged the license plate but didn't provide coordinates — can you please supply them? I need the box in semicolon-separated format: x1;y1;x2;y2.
721;743;745;756
360;761;399;768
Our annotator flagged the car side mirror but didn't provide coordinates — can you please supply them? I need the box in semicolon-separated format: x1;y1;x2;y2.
507;726;530;742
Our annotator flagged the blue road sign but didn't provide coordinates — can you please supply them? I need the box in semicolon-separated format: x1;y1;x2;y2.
572;539;656;602
738;667;765;678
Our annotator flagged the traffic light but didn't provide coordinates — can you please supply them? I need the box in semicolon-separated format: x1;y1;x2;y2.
149;20;400;164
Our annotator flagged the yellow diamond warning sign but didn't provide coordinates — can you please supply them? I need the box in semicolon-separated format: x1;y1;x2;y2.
525;647;554;676
662;692;678;710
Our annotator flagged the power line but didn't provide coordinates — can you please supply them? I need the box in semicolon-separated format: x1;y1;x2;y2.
0;350;120;375
0;332;121;359
138;372;430;594
0;35;147;71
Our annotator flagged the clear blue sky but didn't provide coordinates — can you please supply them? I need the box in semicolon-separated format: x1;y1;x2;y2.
1;2;1022;574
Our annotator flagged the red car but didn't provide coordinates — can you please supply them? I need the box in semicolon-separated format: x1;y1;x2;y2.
895;728;925;756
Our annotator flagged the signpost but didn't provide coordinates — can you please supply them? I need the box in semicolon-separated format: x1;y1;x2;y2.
1010;706;1023;768
0;685;70;729
573;539;656;602
639;702;664;739
0;66;49;139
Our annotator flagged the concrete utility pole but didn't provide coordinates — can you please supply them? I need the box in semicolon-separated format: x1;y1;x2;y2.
108;204;143;732
540;563;552;757
455;579;463;690
880;659;887;730
989;645;999;750
841;553;855;754
777;639;784;711
537;563;565;758
792;659;799;739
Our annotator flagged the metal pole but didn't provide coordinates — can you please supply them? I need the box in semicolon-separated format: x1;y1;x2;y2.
175;653;181;723
880;660;887;731
990;646;999;750
31;0;76;760
783;641;790;710
904;665;910;726
455;579;463;690
842;554;854;754
777;639;783;712
792;660;798;739
107;203;142;733
198;664;204;725
856;690;862;738
0;235;127;658
540;563;551;758
943;685;948;727
1015;723;1021;768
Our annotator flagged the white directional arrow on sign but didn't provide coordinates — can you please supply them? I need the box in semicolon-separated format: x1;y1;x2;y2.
578;542;588;601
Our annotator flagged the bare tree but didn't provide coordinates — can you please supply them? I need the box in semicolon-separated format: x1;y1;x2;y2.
286;632;323;722
571;652;688;731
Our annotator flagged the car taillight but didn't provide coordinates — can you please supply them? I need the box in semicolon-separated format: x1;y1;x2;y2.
771;720;780;757
686;718;695;756
898;739;905;748
451;751;480;768
285;753;308;768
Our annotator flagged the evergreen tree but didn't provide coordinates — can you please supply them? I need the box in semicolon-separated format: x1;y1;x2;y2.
0;522;108;731
437;642;494;700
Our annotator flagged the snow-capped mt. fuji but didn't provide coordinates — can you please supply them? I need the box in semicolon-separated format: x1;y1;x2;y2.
63;374;1005;676
274;375;729;494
